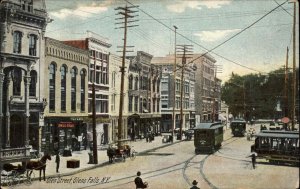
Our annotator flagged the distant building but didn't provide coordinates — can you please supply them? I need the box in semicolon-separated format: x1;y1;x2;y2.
152;55;196;131
43;37;89;153
127;51;161;139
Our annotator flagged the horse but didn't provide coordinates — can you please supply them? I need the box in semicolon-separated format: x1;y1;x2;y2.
26;153;51;181
107;146;116;163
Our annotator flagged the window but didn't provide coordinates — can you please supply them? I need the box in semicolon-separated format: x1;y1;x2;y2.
61;65;67;112
13;31;22;54
152;79;156;92
134;96;138;112
71;67;77;112
29;34;37;56
80;69;86;112
157;79;160;92
12;67;22;96
111;72;116;88
29;70;37;96
134;77;138;90
49;63;56;111
128;75;133;90
152;98;155;112
129;96;133;112
157;99;160;112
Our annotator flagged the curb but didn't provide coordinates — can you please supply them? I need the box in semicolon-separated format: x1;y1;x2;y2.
32;139;185;181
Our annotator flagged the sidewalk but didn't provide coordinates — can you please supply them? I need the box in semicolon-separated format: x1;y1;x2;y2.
34;136;182;180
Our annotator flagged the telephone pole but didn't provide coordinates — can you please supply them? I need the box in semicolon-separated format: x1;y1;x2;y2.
291;1;296;130
115;5;138;148
284;47;289;130
177;45;193;140
172;26;177;142
92;53;98;164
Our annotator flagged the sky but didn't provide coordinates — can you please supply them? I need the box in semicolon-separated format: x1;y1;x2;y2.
44;0;299;82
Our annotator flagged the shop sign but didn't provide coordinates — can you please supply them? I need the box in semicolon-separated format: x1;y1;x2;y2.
58;122;75;128
70;117;83;121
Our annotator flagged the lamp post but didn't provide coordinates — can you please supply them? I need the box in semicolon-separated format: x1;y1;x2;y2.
172;25;177;142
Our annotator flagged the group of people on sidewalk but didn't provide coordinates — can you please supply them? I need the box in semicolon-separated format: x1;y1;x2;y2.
134;171;200;189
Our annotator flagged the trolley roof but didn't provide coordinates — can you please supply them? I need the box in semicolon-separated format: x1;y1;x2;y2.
194;122;223;130
255;132;299;139
230;120;246;124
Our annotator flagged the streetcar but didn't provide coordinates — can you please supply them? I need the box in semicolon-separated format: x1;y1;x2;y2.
251;131;299;166
194;122;224;154
230;120;246;137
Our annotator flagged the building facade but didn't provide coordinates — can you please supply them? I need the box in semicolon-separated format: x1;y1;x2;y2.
43;37;89;153
151;55;196;132
0;0;48;162
63;31;111;147
109;53;129;143
127;51;161;139
193;54;218;122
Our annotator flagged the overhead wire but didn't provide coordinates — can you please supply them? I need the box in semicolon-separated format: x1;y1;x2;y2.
124;0;290;74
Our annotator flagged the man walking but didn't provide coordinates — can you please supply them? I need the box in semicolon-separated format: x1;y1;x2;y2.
134;171;148;188
248;152;256;169
55;152;60;173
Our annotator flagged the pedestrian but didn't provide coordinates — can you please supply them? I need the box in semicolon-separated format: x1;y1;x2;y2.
55;152;60;173
248;152;256;169
134;171;148;189
190;180;200;189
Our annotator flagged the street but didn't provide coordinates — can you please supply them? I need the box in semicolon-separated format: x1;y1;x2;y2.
12;125;299;189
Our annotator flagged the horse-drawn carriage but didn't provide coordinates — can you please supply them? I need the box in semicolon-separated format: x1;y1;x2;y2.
107;144;137;163
1;153;52;187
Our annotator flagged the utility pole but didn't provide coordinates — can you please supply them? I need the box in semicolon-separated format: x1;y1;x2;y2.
284;47;289;130
211;65;222;122
115;5;138;148
172;26;177;142
291;1;296;130
92;52;98;164
177;45;193;140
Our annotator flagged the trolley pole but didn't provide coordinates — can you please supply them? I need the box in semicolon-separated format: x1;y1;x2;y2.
115;5;138;148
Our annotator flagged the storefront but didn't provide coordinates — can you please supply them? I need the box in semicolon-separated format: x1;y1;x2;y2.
42;117;87;154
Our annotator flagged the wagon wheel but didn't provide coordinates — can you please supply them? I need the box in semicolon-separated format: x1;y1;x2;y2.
130;149;136;160
24;169;35;185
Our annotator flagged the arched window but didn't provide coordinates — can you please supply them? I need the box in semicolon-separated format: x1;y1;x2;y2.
61;65;67;112
29;34;37;56
49;63;56;111
13;31;22;54
80;69;86;112
29;70;37;97
71;67;77;112
128;75;133;90
12;67;22;96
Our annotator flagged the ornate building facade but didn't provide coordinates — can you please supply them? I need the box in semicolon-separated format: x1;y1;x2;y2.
127;51;161;139
0;0;48;162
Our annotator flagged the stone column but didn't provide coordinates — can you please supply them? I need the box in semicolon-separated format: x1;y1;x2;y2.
0;69;4;149
5;73;11;147
24;72;31;147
